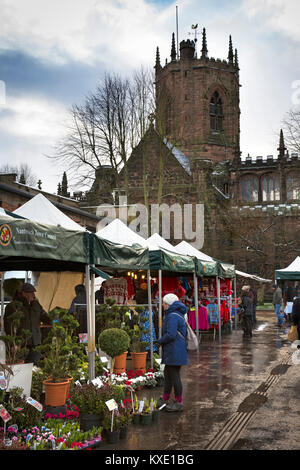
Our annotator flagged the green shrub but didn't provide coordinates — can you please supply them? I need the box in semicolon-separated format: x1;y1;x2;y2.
98;328;130;359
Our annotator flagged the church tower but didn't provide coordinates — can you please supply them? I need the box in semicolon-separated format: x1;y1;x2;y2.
155;29;241;165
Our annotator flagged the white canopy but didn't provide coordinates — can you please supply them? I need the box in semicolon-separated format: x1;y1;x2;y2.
275;256;300;280
235;269;272;283
13;194;85;231
276;256;300;273
175;240;214;262
96;218;148;247
146;233;180;252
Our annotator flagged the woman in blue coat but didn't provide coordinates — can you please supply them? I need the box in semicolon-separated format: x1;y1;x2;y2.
156;293;188;412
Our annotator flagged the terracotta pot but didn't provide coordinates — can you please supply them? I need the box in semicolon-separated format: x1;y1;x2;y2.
65;376;73;399
43;379;70;407
113;351;128;374
131;352;147;374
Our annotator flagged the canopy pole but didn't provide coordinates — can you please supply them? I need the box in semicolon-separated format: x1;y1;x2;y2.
147;269;153;370
193;271;199;345
85;265;95;380
0;273;4;331
217;276;222;342
158;269;162;358
229;279;233;332
234;276;237;329
91;265;96;365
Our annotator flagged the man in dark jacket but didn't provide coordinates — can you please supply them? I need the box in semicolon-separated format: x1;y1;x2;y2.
292;296;300;340
68;284;87;333
240;286;253;338
156;293;188;412
4;283;50;365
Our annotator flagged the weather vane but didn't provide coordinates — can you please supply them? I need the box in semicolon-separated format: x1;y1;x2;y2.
188;24;200;43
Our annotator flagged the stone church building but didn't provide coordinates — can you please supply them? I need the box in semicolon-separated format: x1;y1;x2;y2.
107;29;299;280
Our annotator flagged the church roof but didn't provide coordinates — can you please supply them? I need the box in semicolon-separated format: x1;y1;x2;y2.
163;138;192;175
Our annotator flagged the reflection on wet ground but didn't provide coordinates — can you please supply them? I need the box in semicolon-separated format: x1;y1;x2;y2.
98;311;290;451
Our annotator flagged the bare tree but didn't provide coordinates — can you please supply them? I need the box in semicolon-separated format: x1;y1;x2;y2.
49;67;155;196
0;163;37;187
282;107;300;154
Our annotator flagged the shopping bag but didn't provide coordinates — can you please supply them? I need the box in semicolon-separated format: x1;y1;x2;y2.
172;313;199;350
288;325;298;342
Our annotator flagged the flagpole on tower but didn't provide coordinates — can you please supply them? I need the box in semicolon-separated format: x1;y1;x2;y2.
176;5;179;60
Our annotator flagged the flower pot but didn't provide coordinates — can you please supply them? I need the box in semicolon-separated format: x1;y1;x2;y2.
106;430;119;444
141;413;152;425
152;410;159;422
65;376;73;399
131;352;147;374
132;413;140;425
119;426;128;439
80;413;102;432
113;351;128;374
43;379;70;407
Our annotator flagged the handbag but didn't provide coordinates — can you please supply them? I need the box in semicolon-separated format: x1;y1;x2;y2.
171;313;199;351
288;325;298;343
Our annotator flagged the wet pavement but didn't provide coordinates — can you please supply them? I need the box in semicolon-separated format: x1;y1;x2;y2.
98;310;296;451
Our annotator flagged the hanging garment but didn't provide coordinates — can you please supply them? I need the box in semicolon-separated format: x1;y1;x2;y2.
220;301;230;324
161;277;186;299
140;308;158;352
103;277;128;304
207;303;219;324
188;306;209;330
125;277;135;301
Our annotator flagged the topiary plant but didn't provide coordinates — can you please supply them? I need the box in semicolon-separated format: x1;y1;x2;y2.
3;278;23;299
98;328;130;383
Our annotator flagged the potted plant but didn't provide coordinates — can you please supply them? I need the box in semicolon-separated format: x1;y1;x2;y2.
102;409;121;444
70;383;104;431
98;328;130;382
132;394;141;425
125;309;149;374
35;308;82;407
140;398;152;425
151;398;159;422
119;399;133;439
1;280;34;397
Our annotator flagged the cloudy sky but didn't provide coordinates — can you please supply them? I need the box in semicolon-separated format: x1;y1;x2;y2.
0;0;299;194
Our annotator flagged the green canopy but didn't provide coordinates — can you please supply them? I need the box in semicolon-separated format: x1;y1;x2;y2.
92;235;150;271
0;215;89;272
149;247;195;273
195;259;218;277
216;261;236;279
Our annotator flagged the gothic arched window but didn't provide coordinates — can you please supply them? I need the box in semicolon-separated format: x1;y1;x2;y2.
262;174;280;201
287;174;300;200
210;91;223;132
241;175;258;202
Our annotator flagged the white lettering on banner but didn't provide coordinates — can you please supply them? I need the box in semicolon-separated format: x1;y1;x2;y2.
96;195;205;249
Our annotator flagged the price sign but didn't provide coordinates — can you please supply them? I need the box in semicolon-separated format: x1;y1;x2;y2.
0;405;12;423
26;397;43;412
100;356;108;363
105;399;118;412
79;333;88;344
138;401;144;413
91;377;103;388
0;374;7;390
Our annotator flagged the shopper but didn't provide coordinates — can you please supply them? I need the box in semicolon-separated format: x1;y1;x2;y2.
156;293;188;412
249;285;257;325
291;296;300;340
272;284;284;326
68;284;87;333
240;286;253;338
4;282;50;366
